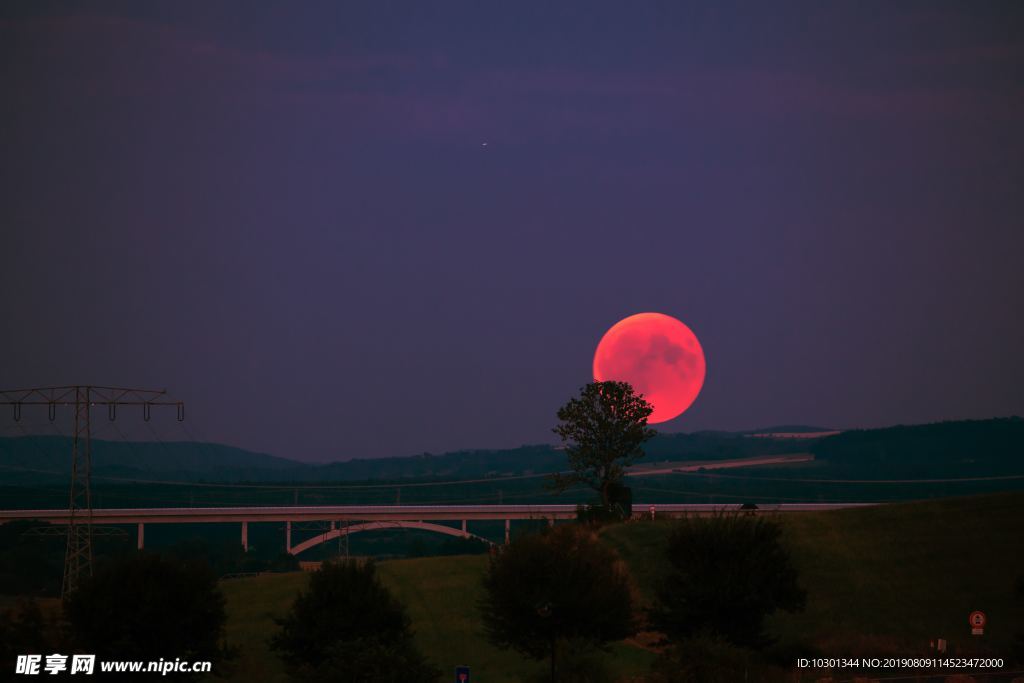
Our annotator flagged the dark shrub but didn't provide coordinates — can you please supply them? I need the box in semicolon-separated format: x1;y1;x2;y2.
270;559;439;682
480;524;636;681
650;513;805;649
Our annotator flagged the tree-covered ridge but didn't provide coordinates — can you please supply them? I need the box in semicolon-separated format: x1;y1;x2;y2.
812;417;1023;464
1;417;1021;487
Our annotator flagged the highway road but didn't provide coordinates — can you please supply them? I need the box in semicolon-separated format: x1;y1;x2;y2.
626;453;815;477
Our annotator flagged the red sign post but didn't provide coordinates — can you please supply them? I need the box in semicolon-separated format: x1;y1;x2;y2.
969;610;986;636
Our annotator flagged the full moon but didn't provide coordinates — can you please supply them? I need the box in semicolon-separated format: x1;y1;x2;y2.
592;312;706;424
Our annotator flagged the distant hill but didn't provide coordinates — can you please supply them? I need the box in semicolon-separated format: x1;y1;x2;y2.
812;417;1024;466
741;425;833;435
0;436;301;485
0;430;808;486
1;418;1020;487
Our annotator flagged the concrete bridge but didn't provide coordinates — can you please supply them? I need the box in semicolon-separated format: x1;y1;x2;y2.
0;502;877;555
288;520;498;554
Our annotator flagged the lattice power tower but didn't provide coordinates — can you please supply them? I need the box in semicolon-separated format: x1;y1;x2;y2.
1;385;183;598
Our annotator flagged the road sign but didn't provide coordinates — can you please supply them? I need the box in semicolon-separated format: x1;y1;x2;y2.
969;610;986;635
455;665;470;682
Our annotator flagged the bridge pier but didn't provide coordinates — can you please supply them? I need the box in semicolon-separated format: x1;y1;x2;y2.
286;521;292;553
461;519;467;537
241;521;248;552
505;519;510;544
137;523;144;550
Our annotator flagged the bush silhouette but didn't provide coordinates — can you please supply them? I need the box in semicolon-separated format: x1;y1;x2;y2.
479;524;636;681
270;559;439;682
64;552;227;678
650;513;805;649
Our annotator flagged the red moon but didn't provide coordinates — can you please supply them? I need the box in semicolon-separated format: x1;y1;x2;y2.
592;312;706;424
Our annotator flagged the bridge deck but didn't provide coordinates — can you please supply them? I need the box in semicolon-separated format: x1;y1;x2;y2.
0;502;877;525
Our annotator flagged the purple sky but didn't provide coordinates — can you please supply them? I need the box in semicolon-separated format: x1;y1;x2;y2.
2;1;1022;462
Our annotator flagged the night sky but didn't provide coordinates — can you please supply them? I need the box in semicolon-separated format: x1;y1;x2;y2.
2;2;1022;462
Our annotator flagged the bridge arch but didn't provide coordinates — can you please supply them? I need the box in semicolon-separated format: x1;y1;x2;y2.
288;520;495;556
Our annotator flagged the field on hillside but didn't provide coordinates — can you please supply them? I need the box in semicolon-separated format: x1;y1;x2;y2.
217;559;653;683
603;492;1024;676
215;492;1024;682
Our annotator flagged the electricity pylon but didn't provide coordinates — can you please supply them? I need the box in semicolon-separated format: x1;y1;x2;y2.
0;385;183;599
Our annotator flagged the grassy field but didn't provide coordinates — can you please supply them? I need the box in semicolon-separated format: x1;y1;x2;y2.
217;556;655;683
215;492;1024;682
603;491;1024;660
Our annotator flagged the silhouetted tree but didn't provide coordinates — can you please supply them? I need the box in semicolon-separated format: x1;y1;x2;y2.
0;599;63;674
650;514;806;649
64;552;228;678
479;525;636;682
270;559;439;682
550;381;656;508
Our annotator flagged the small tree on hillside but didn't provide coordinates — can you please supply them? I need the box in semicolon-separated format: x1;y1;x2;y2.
0;599;63;670
550;381;656;508
479;524;636;681
650;513;806;649
270;559;439;682
64;552;228;676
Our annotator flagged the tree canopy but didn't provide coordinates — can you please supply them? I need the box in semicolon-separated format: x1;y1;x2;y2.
479;524;636;681
551;381;656;508
650;514;806;649
270;559;439;682
64;552;227;675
